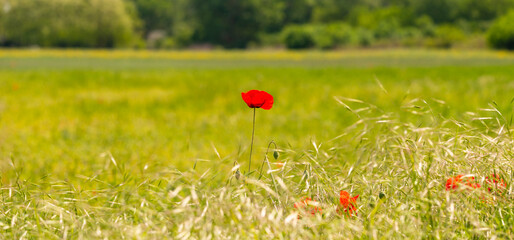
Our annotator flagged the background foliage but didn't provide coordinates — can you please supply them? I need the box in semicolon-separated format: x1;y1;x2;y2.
0;0;514;49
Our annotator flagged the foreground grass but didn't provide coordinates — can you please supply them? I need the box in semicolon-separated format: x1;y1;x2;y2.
0;49;513;238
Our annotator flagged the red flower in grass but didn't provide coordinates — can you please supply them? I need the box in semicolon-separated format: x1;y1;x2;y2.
486;174;507;194
338;191;359;216
445;175;481;191
294;197;322;217
241;90;274;110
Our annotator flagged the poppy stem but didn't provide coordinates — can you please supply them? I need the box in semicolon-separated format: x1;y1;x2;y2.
248;108;256;173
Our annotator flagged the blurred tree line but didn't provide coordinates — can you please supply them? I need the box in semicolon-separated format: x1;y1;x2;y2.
0;0;514;49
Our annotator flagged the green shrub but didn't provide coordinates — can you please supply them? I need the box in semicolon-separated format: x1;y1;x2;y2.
309;25;338;49
426;25;466;48
0;0;136;48
312;31;334;49
414;15;436;37
282;23;354;50
349;6;414;40
355;28;374;46
373;20;402;39
157;37;177;49
487;10;514;50
282;26;314;49
324;22;353;47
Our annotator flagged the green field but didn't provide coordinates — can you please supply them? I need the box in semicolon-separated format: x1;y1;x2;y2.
0;50;513;238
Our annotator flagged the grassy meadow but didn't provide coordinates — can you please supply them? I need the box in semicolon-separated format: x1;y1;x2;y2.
0;49;514;238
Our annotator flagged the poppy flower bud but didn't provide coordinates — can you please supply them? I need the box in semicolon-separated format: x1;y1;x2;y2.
379;192;385;199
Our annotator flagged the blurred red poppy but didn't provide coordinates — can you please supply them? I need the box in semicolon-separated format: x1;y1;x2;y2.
338;191;358;216
294;197;322;217
445;175;481;191
241;90;274;110
486;174;507;194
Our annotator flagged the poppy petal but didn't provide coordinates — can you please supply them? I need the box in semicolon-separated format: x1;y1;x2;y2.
261;93;274;110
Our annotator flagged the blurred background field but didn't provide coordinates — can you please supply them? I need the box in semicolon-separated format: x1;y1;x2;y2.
1;50;514;238
1;49;514;180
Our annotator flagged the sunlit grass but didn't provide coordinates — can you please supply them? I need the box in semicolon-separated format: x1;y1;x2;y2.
1;48;514;60
0;50;513;238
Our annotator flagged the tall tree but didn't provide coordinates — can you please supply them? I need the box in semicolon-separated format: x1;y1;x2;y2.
283;0;312;24
311;0;360;22
131;0;174;35
190;0;283;48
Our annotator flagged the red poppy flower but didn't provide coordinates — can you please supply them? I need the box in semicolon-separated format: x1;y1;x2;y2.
294;197;322;217
445;175;481;191
338;191;358;216
486;174;507;194
241;90;274;110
